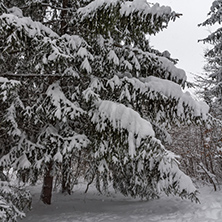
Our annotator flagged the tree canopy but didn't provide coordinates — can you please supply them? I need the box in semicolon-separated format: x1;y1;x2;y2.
198;0;222;112
0;0;209;220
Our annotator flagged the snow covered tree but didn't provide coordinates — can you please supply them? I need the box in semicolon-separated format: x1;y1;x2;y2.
0;78;32;221
198;0;222;117
198;1;222;142
0;181;31;222
192;0;222;188
0;0;209;212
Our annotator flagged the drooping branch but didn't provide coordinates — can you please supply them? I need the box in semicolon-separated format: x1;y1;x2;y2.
1;73;69;78
198;163;218;191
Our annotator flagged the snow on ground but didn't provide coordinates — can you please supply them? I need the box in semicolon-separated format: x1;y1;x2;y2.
20;183;222;222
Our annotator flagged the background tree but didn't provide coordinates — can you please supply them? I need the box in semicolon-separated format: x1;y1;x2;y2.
165;0;222;191
166;123;222;191
0;1;209;216
197;0;222;185
198;0;222;116
0;77;32;222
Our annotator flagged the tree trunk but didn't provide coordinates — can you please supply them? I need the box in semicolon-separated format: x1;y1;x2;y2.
41;161;53;205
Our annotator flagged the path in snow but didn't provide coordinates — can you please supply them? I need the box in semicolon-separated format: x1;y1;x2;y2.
20;184;222;222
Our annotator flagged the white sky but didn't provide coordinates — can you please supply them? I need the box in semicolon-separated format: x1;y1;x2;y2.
149;0;216;82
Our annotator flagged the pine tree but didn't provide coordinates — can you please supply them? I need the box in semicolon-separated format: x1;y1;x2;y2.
198;0;222;142
194;0;222;188
198;0;222;116
0;0;209;213
0;78;32;221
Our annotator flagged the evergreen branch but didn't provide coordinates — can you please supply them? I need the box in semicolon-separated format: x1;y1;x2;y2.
175;13;183;18
42;19;62;25
41;3;72;11
0;73;71;78
19;3;72;11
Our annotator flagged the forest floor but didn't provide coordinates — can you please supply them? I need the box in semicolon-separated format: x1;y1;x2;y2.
20;182;222;222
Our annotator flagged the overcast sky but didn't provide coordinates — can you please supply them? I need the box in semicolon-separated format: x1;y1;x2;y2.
149;0;215;82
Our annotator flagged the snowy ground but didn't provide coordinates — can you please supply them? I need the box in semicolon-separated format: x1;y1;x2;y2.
20;183;222;222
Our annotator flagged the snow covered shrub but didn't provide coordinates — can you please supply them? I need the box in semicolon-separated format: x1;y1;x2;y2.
0;181;32;222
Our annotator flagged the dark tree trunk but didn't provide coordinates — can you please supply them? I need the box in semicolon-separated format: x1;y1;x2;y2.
41;161;53;205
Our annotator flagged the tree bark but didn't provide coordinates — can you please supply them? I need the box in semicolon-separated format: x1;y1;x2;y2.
41;161;53;205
